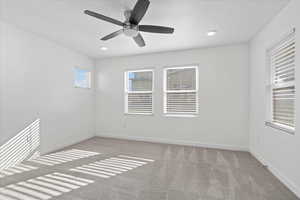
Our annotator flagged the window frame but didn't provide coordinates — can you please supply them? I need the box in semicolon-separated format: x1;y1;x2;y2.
74;67;92;89
163;65;199;117
124;69;154;115
265;28;296;134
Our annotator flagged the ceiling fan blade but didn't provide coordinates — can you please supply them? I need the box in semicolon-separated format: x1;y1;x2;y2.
84;10;124;26
129;0;150;25
101;29;124;41
139;25;174;34
133;33;146;47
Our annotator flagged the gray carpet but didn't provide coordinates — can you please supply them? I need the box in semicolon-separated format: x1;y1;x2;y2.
0;137;298;200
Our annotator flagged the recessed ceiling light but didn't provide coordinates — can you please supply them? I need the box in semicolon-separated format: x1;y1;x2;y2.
207;30;217;36
100;46;108;51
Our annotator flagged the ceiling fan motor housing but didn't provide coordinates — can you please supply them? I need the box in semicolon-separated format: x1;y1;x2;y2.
123;23;139;37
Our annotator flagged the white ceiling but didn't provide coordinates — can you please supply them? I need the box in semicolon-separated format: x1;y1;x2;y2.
0;0;289;58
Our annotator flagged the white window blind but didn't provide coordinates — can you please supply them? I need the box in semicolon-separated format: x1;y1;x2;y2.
269;29;296;129
164;66;198;115
125;70;153;115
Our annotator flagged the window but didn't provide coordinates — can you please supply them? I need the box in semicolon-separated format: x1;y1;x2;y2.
164;66;199;116
74;68;91;89
266;29;296;133
125;70;153;115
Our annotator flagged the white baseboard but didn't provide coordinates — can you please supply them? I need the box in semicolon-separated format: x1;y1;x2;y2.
42;134;95;155
96;133;249;151
250;150;268;166
251;151;300;198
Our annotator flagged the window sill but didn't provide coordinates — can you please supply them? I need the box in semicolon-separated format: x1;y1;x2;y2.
74;86;91;89
164;114;198;118
124;113;153;116
265;121;295;135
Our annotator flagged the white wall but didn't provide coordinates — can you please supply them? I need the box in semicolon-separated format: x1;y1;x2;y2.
249;0;300;196
95;44;249;150
0;21;95;154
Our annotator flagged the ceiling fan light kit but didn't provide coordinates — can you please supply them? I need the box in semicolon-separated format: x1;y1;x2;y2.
123;23;139;37
84;0;174;47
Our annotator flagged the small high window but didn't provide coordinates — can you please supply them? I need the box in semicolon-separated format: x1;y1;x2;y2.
74;68;91;89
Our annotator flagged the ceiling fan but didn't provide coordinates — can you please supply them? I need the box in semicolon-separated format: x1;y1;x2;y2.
84;0;174;47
